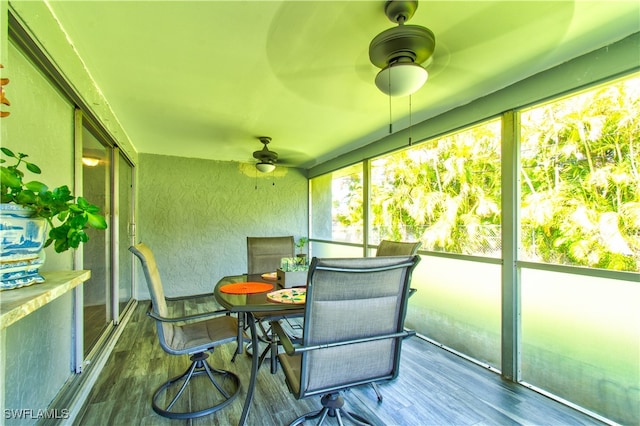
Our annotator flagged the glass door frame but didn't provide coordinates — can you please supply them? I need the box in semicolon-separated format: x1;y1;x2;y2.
72;110;136;371
112;146;136;325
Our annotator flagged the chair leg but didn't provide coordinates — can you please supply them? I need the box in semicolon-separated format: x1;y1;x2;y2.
254;330;281;374
288;393;372;426
270;336;279;373
289;408;325;426
151;351;240;419
370;382;383;403
247;319;283;374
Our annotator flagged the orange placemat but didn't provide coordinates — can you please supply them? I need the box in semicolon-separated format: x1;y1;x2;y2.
220;282;274;294
267;288;306;304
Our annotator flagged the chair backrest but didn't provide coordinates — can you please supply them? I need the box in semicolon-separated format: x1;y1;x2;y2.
129;243;177;352
247;236;294;274
376;240;422;256
297;255;420;398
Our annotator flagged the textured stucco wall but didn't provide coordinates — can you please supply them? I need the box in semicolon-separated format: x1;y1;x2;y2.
310;173;333;239
1;42;75;424
136;154;308;299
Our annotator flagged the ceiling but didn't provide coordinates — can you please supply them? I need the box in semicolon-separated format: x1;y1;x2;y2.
44;1;639;169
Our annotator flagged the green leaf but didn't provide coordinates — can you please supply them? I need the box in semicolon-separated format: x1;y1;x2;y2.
25;180;48;194
54;237;69;253
0;147;16;158
25;162;42;174
69;214;88;228
85;204;100;214
15;190;37;205
0;167;22;188
49;225;68;239
56;210;69;222
0;166;22;187
68;203;83;213
53;185;72;201
77;197;90;210
87;212;108;229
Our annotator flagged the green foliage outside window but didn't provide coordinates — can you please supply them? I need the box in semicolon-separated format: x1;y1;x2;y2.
331;164;363;243
370;121;502;256
520;76;639;271
329;75;639;271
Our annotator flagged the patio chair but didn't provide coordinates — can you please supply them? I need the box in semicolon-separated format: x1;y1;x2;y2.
129;243;240;419
247;235;294;274
244;236;303;373
272;255;420;425
376;239;422;256
372;239;423;401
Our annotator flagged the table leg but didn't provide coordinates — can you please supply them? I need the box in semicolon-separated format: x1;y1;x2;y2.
239;312;258;426
231;312;245;362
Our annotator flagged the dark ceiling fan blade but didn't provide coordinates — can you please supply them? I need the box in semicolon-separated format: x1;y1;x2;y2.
253;136;279;163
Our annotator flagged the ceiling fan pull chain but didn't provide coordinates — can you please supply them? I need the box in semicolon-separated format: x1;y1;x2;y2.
409;94;413;146
388;70;393;134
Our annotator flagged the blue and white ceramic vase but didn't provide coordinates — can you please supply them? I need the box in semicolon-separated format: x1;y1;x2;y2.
0;204;47;290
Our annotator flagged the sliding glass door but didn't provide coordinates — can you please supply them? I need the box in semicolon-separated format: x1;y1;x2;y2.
81;120;136;356
81;124;112;355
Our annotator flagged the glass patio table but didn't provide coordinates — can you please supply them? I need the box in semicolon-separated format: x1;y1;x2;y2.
214;274;304;425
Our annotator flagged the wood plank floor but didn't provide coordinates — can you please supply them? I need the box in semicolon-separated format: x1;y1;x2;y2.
75;300;604;426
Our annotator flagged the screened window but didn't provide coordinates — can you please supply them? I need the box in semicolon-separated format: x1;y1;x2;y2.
308;74;639;424
520;75;640;271
519;74;640;425
310;163;363;243
370;119;501;257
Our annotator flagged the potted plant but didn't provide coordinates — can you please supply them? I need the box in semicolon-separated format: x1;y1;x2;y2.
295;237;308;265
0;148;107;289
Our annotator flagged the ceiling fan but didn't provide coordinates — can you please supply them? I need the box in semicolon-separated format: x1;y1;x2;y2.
253;136;278;173
369;0;436;97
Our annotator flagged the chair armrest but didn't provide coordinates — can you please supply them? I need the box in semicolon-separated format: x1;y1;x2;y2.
271;325;414;355
289;330;413;354
404;328;416;338
165;292;216;302
271;320;298;355
146;301;230;324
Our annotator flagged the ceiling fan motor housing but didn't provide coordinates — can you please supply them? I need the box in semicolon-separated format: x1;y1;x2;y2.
369;24;435;68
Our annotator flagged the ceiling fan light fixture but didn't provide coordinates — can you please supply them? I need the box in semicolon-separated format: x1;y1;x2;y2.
375;61;428;97
256;162;276;173
82;156;100;167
